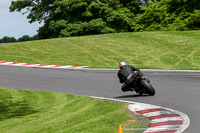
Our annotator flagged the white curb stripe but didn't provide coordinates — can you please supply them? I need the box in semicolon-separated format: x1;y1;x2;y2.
142;111;175;117
151;117;183;123
144;125;181;132
91;96;190;133
0;61;88;69
11;63;27;66
128;103;162;111
0;62;12;65
0;62;190;132
128;103;189;133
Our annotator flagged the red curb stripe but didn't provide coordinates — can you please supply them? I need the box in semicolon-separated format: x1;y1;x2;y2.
8;62;20;65
37;64;49;67
145;130;177;133
0;61;87;69
52;65;65;67
149;120;183;128
22;63;34;66
0;61;7;63
149;114;181;120
68;66;81;68
136;108;167;114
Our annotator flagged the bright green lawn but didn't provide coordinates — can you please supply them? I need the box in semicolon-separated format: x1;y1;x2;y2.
0;88;149;133
0;31;198;132
0;31;200;70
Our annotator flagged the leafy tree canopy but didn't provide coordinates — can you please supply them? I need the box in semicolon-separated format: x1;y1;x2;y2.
0;36;16;43
10;0;141;38
133;0;200;31
10;0;200;38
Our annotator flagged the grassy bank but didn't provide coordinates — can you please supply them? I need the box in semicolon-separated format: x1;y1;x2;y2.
0;88;149;133
0;31;200;70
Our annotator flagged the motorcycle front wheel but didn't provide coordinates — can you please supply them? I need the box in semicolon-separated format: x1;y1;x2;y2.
139;80;155;96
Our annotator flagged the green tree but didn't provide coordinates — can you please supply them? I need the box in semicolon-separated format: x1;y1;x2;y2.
133;0;200;31
30;35;39;40
1;36;16;43
18;35;31;42
10;0;140;38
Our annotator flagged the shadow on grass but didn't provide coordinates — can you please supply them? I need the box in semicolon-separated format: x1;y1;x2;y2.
0;97;39;121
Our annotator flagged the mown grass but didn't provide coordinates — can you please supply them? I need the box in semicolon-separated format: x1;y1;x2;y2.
0;88;148;133
0;31;198;132
0;31;200;70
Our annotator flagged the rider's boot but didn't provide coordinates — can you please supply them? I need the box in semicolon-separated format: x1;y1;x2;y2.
130;87;138;92
130;88;134;91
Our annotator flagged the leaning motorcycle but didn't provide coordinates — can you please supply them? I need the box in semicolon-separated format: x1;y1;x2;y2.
126;71;155;96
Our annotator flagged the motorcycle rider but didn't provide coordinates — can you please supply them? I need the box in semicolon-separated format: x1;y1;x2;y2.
117;61;143;92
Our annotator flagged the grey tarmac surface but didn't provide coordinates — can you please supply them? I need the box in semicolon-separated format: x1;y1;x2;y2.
0;65;199;133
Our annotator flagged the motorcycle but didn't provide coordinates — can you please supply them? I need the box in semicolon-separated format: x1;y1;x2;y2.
125;71;155;96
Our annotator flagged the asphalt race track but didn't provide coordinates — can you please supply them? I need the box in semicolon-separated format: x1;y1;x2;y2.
0;65;200;133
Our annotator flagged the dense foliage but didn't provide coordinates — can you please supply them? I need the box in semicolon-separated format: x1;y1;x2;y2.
0;35;38;43
133;0;200;31
9;0;200;39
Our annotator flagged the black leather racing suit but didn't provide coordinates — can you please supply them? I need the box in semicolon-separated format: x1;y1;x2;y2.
117;65;142;92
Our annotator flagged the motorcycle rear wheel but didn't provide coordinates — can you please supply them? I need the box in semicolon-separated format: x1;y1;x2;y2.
140;80;155;96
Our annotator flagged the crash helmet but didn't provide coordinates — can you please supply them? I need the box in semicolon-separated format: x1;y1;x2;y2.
119;61;126;67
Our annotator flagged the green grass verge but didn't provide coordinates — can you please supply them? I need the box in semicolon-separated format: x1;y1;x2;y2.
0;31;200;70
0;88;149;133
0;31;198;132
